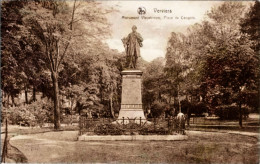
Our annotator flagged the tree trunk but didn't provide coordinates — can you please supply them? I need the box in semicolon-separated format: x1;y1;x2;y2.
70;98;74;125
41;84;45;98
2;91;6;107
51;72;61;130
11;95;15;107
110;93;115;118
33;85;36;102
7;94;10;107
239;100;243;128
177;84;181;113
25;86;28;104
187;107;191;126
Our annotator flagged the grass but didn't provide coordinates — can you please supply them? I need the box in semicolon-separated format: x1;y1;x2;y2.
9;130;259;163
1;125;78;162
2;114;259;163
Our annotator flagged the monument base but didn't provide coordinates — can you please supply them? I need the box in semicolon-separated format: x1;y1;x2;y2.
115;70;147;124
118;109;146;119
116;109;147;124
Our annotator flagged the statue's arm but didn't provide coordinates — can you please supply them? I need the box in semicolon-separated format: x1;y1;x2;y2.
136;33;143;42
126;34;130;44
122;34;130;52
122;34;130;46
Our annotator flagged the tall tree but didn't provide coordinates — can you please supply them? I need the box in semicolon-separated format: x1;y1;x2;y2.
20;1;112;129
200;2;259;127
240;1;260;112
164;32;192;112
1;1;46;106
240;1;260;52
143;57;168;117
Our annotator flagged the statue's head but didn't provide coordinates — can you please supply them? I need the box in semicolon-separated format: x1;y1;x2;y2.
132;25;137;32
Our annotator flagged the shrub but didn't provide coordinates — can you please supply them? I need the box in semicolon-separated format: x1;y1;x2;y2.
180;100;191;114
2;98;52;127
150;101;167;118
94;123;124;135
26;100;53;127
139;125;168;135
215;105;238;120
215;105;251;120
4;106;37;126
191;102;208;116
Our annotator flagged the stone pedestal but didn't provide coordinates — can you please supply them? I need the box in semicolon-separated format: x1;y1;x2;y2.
116;70;146;124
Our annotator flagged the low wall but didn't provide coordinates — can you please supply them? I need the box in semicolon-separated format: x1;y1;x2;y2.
78;134;188;141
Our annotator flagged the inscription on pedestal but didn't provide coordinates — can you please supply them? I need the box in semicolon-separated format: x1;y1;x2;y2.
121;104;142;109
117;70;146;120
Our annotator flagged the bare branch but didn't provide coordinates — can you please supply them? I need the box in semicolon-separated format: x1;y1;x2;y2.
75;0;82;10
45;42;54;72
57;36;72;70
70;0;77;30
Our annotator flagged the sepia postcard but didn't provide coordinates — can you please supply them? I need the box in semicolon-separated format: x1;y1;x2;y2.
1;0;259;163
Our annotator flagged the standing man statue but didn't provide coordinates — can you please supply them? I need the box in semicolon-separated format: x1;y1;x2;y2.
122;25;143;69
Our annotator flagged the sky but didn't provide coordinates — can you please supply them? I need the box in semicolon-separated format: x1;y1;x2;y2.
102;1;224;62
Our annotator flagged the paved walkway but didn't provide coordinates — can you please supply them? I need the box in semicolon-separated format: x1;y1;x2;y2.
225;131;259;137
188;130;260;149
187;130;259;138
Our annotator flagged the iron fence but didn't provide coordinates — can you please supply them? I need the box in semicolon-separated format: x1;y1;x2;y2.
189;117;239;126
79;117;185;135
79;116;249;135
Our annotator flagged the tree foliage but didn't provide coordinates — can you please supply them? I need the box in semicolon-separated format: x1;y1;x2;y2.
1;0;121;128
2;1;259;128
143;2;259;125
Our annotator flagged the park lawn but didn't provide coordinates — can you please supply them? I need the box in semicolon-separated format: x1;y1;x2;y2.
1;125;78;162
10;131;259;163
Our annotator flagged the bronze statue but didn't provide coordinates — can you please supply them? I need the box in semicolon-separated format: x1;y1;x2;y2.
122;25;143;69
